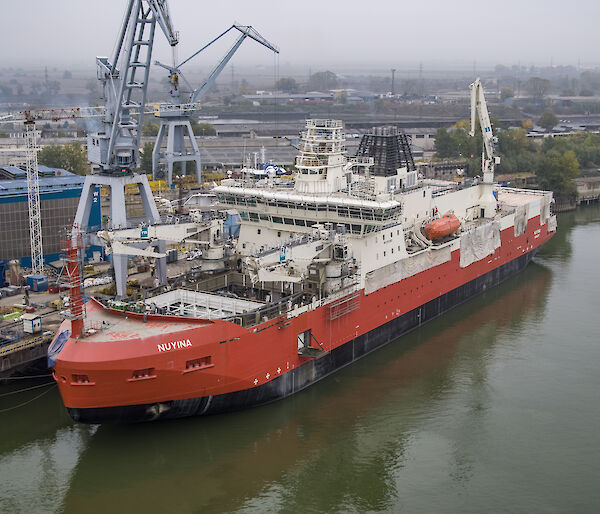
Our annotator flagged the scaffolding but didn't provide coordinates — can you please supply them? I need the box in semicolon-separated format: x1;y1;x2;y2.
62;229;85;337
24;122;44;274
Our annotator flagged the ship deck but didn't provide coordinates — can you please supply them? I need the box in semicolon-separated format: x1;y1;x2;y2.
145;289;264;319
80;300;211;342
497;188;549;207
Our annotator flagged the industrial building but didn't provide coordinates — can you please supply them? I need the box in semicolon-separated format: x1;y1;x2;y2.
0;165;101;267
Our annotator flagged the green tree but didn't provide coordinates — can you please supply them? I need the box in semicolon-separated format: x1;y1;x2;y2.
190;119;216;136
535;149;579;194
496;128;538;174
434;121;481;170
538;112;558;131
541;132;600;168
38;142;88;175
433;127;456;158
307;71;338;91
276;77;298;92
140;141;154;172
142;121;159;136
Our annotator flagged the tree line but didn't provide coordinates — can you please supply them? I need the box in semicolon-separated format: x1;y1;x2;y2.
433;123;600;195
37;119;216;175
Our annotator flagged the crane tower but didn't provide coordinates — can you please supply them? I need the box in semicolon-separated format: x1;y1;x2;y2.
24;121;44;274
152;24;279;185
73;0;179;298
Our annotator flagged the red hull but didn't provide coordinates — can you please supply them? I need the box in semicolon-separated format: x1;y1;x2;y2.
53;215;554;417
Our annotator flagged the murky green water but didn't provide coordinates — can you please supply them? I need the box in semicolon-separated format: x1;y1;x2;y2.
1;206;600;513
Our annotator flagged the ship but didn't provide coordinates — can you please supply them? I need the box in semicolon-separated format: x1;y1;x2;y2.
49;117;556;423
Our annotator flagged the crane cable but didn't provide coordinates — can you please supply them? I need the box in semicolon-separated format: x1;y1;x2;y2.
273;51;280;136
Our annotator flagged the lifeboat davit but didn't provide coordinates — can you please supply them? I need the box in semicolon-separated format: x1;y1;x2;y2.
424;213;461;240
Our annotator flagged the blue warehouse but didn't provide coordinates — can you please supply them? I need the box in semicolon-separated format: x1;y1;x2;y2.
0;165;101;268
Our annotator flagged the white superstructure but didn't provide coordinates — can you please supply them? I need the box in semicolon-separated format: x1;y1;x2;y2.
214;119;555;300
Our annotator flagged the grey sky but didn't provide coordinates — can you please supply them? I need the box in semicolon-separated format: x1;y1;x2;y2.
1;0;599;69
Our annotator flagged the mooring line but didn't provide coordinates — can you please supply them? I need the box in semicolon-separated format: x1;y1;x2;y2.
1;373;53;380
0;384;57;413
0;382;55;398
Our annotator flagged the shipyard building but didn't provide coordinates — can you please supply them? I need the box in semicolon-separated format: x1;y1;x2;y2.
0;165;101;267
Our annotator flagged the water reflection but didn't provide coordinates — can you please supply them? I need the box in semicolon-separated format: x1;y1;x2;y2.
59;264;552;514
542;203;600;263
0;381;71;455
3;207;597;513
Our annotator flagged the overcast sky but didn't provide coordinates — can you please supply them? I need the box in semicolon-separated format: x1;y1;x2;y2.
1;0;599;71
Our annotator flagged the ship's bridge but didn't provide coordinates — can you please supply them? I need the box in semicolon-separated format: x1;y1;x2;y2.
296;119;345;175
214;185;402;236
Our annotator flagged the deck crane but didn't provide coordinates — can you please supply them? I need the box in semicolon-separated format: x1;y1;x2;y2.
152;24;279;186
469;77;500;184
469;77;499;218
72;0;179;298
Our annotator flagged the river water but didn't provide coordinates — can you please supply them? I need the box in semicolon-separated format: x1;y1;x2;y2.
1;206;599;513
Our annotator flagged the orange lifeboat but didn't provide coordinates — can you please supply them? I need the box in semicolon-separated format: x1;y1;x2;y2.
424;213;461;240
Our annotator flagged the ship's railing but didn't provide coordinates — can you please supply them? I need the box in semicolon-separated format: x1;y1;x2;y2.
347;156;375;167
223;291;309;328
188;271;246;292
250;234;314;258
0;333;52;357
321;282;361;307
300;131;341;142
496;186;552;197
306;119;343;129
296;156;328;168
219;278;362;328
299;141;343;154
